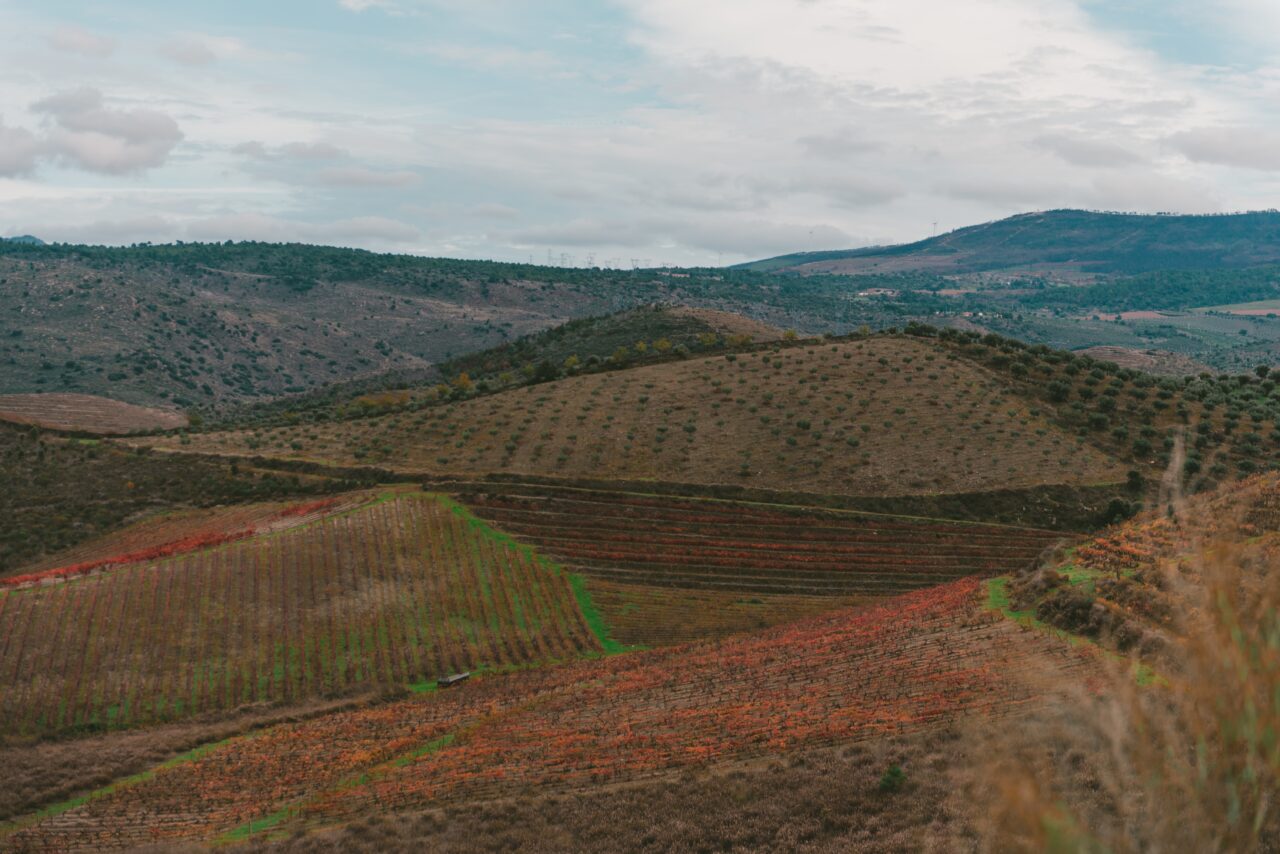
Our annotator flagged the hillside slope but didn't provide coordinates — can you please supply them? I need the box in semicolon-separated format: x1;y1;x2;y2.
1006;473;1280;657
0;423;348;575
744;210;1280;276
0;242;634;408
0;491;600;738
218;305;786;430
0;242;873;410
1;577;1094;849
144;336;1128;497
0;393;187;434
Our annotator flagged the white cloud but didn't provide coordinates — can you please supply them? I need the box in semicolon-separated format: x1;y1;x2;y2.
158;38;218;67
235;141;348;161
339;0;395;11
469;202;521;220
1033;135;1142;168
157;34;271;66
6;1;1280;262
0;119;41;176
316;166;420;187
506;215;853;257
186;213;419;244
1167;127;1280;172
46;26;116;59
421;44;561;74
31;88;183;174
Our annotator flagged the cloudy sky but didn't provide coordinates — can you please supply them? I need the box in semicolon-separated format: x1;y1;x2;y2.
1;0;1279;265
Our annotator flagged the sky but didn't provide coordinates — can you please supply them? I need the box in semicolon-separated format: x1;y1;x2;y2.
1;0;1279;266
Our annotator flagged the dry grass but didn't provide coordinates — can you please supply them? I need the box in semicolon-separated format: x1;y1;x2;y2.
971;476;1280;852
663;306;785;342
142;337;1125;497
232;728;974;854
0;699;362;822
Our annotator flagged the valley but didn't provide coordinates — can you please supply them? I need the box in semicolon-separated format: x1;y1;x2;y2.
4;213;1280;851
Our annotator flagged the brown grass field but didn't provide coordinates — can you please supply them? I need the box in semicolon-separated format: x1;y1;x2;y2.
662;305;785;341
139;337;1126;497
0;393;188;434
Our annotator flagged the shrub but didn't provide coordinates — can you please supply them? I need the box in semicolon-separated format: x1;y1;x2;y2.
878;764;906;794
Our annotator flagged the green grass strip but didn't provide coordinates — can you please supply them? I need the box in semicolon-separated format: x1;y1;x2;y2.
217;733;458;844
568;573;627;654
0;735;241;837
434;492;633;654
219;804;301;843
985;577;1159;686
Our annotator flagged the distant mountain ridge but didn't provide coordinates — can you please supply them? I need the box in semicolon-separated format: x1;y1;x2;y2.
0;235;44;245
741;209;1280;275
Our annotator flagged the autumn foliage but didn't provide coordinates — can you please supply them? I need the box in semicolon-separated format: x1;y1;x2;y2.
2;578;1096;849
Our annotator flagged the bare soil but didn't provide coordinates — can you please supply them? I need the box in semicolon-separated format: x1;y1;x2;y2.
0;393;188;434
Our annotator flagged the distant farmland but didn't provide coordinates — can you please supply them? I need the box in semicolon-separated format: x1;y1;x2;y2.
0;393;187;435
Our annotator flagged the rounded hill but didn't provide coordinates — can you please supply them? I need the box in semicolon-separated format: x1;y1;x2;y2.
150;335;1127;497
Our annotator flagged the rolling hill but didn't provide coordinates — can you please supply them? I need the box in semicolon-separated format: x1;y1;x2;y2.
0;241;636;408
214;304;785;430
0;421;355;575
10;213;1280;416
0;576;1095;850
0;242;846;411
742;209;1280;276
142;335;1128;497
0;490;603;738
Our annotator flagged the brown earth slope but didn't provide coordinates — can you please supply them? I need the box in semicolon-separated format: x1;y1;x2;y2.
0;393;188;434
140;336;1126;497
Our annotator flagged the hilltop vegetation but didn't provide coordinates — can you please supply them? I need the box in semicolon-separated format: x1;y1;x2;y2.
440;304;781;386
215;304;783;429
0;241;625;407
0;241;911;408
745;209;1280;275
9;213;1280;411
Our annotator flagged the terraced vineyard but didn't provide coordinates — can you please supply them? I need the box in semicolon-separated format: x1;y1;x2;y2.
457;487;1066;646
4;494;366;586
0;492;599;738
462;489;1063;595
584;578;868;647
2;578;1096;850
